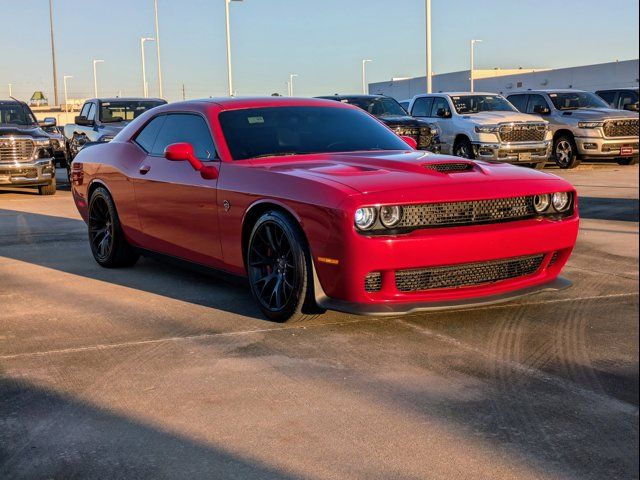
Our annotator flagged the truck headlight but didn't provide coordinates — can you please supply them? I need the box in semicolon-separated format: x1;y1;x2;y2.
475;125;500;134
552;192;571;212
380;206;402;228
100;135;115;143
533;194;551;213
578;122;603;129
355;207;377;231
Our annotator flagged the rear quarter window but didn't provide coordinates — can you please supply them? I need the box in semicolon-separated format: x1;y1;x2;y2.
134;116;166;152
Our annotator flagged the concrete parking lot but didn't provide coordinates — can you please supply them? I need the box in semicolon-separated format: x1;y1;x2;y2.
0;164;638;480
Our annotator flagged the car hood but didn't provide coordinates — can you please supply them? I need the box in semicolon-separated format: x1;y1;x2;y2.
557;108;639;120
258;151;571;197
0;125;49;139
377;115;430;127
461;111;545;124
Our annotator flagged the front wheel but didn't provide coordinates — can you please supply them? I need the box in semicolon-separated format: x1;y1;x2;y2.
247;211;322;323
38;177;56;196
453;138;475;159
554;135;581;169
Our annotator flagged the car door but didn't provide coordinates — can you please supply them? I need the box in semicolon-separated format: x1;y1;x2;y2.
132;112;223;266
428;96;455;154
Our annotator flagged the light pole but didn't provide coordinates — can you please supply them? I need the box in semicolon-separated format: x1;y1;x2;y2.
425;0;432;93
8;84;12;97
48;0;59;106
289;74;299;97
470;39;482;93
225;0;244;97
153;0;164;98
93;60;104;98
63;75;73;112
362;59;372;94
140;37;156;98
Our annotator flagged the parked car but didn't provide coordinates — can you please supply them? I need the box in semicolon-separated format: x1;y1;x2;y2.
71;97;578;322
0;99;56;195
316;94;441;152
41;119;68;168
507;89;639;168
399;99;412;111
407;92;551;169
595;89;639;112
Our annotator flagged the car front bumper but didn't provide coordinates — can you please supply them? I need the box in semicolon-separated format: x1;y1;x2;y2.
472;141;551;163
0;158;56;186
575;136;639;159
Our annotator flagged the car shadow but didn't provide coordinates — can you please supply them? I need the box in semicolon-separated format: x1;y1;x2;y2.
579;196;639;222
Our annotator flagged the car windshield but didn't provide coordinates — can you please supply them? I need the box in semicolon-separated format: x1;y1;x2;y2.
450;95;517;114
548;92;609;110
0;103;37;126
99;100;165;123
338;97;408;117
219;106;411;160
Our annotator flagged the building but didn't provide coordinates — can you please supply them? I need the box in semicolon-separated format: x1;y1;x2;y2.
369;59;639;100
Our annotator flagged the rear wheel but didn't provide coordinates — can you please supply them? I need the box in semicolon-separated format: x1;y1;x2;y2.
88;187;139;268
554;135;581;169
453;138;475;159
617;157;639;166
247;211;321;322
38;177;56;196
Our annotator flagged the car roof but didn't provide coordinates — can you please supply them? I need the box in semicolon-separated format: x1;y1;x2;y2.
316;94;387;99
86;97;166;103
168;97;354;110
0;99;24;104
414;92;502;97
512;89;590;95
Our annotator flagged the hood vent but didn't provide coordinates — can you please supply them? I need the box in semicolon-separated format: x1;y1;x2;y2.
424;162;474;173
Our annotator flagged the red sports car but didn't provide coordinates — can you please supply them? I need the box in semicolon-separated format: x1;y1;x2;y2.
71;97;579;322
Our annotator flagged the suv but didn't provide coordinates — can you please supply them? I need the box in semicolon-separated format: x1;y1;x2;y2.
316;95;440;152
0;99;56;195
407;92;551;169
507;89;639;168
595;89;639;112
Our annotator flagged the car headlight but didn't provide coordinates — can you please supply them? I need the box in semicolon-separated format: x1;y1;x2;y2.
100;135;115;143
354;207;377;231
552;192;571;212
475;125;500;134
380;206;402;228
578;121;604;129
533;194;551;213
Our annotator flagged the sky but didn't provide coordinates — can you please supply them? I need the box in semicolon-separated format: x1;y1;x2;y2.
0;0;638;102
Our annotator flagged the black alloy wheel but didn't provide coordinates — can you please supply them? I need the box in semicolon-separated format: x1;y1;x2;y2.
454;138;475;159
553;135;581;169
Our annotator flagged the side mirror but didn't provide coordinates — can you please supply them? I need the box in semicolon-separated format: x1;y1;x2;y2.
75;115;93;126
533;105;551;115
39;117;57;128
164;142;218;180
436;108;452;118
400;135;418;149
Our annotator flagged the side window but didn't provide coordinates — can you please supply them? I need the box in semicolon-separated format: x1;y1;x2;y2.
618;91;638;109
507;95;527;112
526;95;549;114
596;91;616;107
411;97;433;117
79;103;91;118
134;115;166;153
430;97;450;117
151;114;217;160
86;103;97;121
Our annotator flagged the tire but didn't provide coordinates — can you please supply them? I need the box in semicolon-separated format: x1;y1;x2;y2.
453;137;475;159
617;157;639;166
247;211;322;323
553;134;581;169
88;187;139;268
38;177;56;196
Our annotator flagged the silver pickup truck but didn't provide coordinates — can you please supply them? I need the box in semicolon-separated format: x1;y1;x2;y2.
507;89;639;168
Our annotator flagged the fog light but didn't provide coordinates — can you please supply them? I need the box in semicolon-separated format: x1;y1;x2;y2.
552;192;571;212
583;143;597;150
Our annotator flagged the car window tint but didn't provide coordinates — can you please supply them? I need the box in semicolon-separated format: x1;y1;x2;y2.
135;115;166;153
507;95;527;112
80;103;91;118
411;97;433;117
619;91;638;108
430;97;450;117
151;114;217;160
526;95;548;114
86;103;96;121
596;91;616;107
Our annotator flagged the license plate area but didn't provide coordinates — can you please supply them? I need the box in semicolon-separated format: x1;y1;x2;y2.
620;146;634;156
518;152;532;162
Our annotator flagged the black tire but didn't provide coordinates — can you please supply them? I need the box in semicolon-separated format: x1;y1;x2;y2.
38;177;56;196
247;211;321;323
617;157;639;166
88;187;139;268
553;134;581;169
453;137;475;159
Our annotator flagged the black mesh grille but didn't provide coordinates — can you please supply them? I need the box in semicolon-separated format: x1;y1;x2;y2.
603;119;639;138
395;254;545;292
498;124;547;143
547;251;559;268
390;125;433;149
424;162;473;173
365;272;382;293
397;196;535;229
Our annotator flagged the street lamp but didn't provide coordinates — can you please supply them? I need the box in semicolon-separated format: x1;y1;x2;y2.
425;0;432;93
153;0;164;98
63;76;73;112
93;60;104;98
140;37;156;98
225;0;244;97
8;84;12;97
470;39;482;93
362;59;373;94
289;74;299;97
49;0;59;106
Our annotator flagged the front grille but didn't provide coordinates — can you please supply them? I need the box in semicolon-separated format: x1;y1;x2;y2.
395;254;545;292
365;272;382;293
391;125;433;150
0;138;35;164
424;162;473;173
0;167;38;177
398;196;535;229
498;123;546;143
603;119;639;138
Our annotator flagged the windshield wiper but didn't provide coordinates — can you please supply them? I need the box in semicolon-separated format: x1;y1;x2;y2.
249;152;305;159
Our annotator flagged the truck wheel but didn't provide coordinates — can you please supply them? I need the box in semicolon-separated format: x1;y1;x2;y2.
617;157;639;166
453;138;475;159
553;135;581;169
38;177;56;196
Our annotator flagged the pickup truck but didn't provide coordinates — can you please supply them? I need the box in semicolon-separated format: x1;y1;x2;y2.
64;97;166;177
407;92;551;169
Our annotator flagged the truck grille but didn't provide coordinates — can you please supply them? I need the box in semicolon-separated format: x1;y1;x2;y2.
397;196;536;229
603;119;639;138
395;254;545;292
391;125;433;150
0;138;35;164
498;123;547;143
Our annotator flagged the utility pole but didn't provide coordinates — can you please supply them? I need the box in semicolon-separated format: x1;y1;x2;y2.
470;39;482;92
8;84;12;97
225;0;244;97
49;0;59;105
93;60;104;98
140;37;155;98
63;75;73;112
289;74;299;97
153;0;164;98
182;84;186;101
425;0;432;93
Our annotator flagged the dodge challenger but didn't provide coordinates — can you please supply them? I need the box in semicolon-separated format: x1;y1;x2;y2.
71;97;579;322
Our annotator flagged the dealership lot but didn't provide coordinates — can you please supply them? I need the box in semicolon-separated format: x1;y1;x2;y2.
0;165;637;479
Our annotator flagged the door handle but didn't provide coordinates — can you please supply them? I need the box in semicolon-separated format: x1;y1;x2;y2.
139;164;151;175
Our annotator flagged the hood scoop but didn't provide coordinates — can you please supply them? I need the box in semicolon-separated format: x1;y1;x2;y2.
423;162;475;173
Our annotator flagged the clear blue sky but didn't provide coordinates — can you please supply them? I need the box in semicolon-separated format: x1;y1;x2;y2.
1;0;638;102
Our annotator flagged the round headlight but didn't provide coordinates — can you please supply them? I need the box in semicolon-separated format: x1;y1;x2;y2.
354;207;377;231
380;206;402;228
533;194;551;214
552;192;571;212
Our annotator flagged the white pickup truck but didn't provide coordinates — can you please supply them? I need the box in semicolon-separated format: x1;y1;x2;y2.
407;92;552;169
